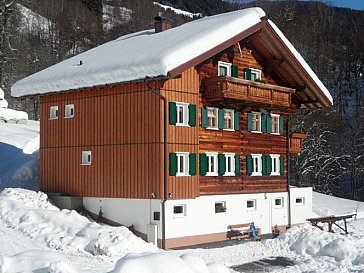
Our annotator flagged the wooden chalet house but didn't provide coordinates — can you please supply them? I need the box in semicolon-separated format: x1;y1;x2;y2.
12;8;332;248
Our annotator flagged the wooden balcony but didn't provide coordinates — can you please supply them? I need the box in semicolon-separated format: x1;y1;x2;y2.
203;76;295;107
289;133;308;154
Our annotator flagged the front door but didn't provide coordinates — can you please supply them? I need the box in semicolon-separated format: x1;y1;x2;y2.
259;199;272;234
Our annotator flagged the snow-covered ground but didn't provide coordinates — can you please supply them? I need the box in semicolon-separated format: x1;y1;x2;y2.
0;122;363;272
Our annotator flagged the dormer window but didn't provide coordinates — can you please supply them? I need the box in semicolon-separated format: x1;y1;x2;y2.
218;61;231;77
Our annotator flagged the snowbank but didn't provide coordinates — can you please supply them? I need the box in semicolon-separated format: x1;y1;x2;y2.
270;224;362;266
109;252;229;273
0;188;158;257
0;107;28;123
0;99;8;108
0;250;77;273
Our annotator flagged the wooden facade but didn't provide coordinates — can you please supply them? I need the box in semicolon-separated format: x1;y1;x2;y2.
39;26;321;201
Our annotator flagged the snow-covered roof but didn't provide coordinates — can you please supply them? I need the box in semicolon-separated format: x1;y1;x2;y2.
11;7;332;106
11;8;265;97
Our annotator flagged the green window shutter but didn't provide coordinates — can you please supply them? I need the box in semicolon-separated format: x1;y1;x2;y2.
169;153;177;176
201;107;208;128
245;68;252;80
235;154;241;175
247;112;253;132
280;156;284;176
188;104;197;127
234;111;240;131
189;153;197;176
266;156;272;175
218;154;226;176
231;65;238;78
261;114;266;133
262;155;269;175
218;108;225;130
279;116;284;135
266;115;272;134
199;153;207;175
169;102;177;125
246;155;253;176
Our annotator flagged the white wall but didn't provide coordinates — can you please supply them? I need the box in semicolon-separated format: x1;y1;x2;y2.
289;186;313;224
164;192;289;238
83;197;161;236
84;188;312;242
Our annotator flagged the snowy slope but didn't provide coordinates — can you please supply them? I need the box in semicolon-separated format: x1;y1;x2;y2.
153;2;202;18
0;121;40;190
103;4;132;31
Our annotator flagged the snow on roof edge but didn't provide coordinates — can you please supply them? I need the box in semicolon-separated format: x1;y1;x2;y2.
267;20;333;105
11;8;266;98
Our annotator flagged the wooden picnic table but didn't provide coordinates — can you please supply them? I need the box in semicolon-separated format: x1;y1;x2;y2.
306;214;356;234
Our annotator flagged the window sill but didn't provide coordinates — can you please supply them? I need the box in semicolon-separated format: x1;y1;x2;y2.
215;211;227;214
206;127;219;130
175;123;189;127
176;174;191;177
251;131;262;134
81;163;91;166
251;173;262;177
223;128;235;132
206;173;218;177
64;116;74;119
270;132;280;136
275;206;285;209
270;173;280;176
173;214;187;218
223;173;235;177
246;208;256;211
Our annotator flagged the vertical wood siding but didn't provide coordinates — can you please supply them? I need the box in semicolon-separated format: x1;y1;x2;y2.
40;83;163;199
161;68;200;199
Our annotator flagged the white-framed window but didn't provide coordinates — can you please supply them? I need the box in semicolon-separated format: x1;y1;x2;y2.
81;151;92;165
295;197;305;206
251;68;261;81
223;109;234;130
251;154;262;176
270;154;280;176
252;112;261;133
271;114;280;134
176;102;189;126
176;152;189;176
207;107;218;129
173;204;187;217
215;201;227;213
247;199;256;211
218;61;231;77
275;197;284;208
206;152;218;176
50;106;58;120
65;104;74;118
224;153;235;176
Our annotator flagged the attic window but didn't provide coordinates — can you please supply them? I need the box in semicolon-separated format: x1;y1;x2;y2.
245;68;261;81
218;61;231;77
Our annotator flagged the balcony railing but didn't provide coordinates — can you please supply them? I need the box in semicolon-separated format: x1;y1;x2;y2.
203;76;295;107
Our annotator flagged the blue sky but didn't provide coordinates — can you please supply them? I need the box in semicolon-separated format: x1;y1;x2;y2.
324;0;364;10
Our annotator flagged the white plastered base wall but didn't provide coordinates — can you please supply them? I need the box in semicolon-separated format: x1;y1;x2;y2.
83;187;312;243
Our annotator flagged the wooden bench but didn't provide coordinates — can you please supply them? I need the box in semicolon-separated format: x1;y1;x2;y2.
227;223;255;240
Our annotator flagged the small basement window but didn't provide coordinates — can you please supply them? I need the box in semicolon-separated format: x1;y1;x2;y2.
247;200;256;210
295;197;305;206
218;61;231;77
65;104;74;118
50;106;58;120
275;197;284;208
173;205;186;216
215;201;227;213
81;151;92;165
